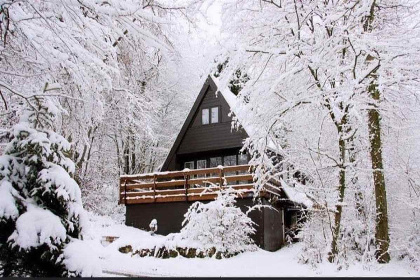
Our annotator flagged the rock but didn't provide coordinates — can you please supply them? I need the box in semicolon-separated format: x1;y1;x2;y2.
118;245;133;254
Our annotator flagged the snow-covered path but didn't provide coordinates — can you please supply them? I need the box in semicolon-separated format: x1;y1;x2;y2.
99;243;418;277
87;214;419;277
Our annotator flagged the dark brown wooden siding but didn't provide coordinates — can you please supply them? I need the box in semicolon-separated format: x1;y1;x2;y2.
161;76;249;172
125;197;284;251
177;87;247;155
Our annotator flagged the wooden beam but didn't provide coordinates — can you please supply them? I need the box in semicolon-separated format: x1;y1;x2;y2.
224;174;253;182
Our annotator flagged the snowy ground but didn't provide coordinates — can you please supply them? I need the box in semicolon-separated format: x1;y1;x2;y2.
85;213;419;277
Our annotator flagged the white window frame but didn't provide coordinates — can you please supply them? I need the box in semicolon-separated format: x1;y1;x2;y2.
184;161;194;170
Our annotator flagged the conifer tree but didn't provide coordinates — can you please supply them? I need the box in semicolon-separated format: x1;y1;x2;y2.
0;97;87;276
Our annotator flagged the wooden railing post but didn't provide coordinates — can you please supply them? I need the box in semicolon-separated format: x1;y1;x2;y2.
185;174;189;201
219;167;224;190
124;179;127;205
153;175;157;203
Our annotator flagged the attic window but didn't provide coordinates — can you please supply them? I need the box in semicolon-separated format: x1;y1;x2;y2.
202;107;219;125
211;107;219;123
202;108;209;125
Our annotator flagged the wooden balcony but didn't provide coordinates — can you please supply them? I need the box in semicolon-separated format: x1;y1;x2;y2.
119;165;283;205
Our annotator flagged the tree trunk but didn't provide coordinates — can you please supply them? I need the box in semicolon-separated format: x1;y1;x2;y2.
114;134;122;174
131;133;136;174
368;82;390;263
124;137;130;175
328;124;347;263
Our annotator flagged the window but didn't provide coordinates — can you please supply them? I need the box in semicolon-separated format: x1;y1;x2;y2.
211;107;219;123
202;108;209;125
184;161;194;170
224;155;237;177
238;153;248;165
196;159;207;181
196;159;207;170
201;107;219;125
210;157;222;168
210;156;222;179
238;153;249;184
224;155;237;166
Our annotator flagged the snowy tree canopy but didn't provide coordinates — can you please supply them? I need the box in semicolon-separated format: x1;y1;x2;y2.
211;0;420;268
0;98;97;276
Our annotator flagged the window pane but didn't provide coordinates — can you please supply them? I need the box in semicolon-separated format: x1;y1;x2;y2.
238;153;248;165
224;155;237;166
211;107;219;123
224;155;237;178
196;159;207;180
202;108;209;125
209;157;222;179
184;161;194;170
238;153;249;183
197;159;206;169
210;157;222;168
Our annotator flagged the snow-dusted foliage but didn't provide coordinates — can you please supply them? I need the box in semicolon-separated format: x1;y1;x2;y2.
177;187;257;255
0;98;97;277
211;0;420;269
0;0;208;221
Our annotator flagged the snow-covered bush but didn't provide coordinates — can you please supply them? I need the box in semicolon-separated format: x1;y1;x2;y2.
298;186;377;268
177;187;257;256
0;98;98;277
122;188;258;259
62;239;102;277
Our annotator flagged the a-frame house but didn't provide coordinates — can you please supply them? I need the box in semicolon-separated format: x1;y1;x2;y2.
119;75;310;251
161;75;248;172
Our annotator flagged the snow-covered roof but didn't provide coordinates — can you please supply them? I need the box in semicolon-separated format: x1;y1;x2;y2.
211;76;314;208
211;75;280;152
279;178;313;209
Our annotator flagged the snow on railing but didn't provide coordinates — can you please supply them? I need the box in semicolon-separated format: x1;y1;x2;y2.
118;165;282;205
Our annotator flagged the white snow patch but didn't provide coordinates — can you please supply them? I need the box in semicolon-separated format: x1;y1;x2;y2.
37;163;81;203
280;178;313;208
62;239;102;277
9;206;66;249
85;212;420;277
0;180;19;220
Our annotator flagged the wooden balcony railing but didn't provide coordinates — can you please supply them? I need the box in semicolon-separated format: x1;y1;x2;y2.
119;165;282;205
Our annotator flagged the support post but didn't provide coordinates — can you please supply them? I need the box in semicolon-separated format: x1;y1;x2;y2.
124;179;127;205
153;175;157;203
219;167;224;190
185;174;189;201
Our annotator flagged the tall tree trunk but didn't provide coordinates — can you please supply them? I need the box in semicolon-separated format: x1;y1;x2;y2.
124;136;130;175
114;134;122;174
328;123;347;263
363;0;391;263
131;133;136;174
368;82;390;263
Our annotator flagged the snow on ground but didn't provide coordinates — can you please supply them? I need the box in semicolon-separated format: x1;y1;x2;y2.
86;213;419;277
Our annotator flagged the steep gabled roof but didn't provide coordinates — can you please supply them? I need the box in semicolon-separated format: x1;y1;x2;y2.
160;75;243;171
